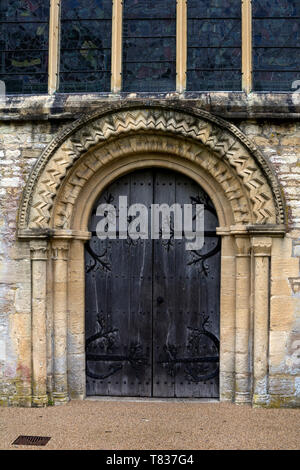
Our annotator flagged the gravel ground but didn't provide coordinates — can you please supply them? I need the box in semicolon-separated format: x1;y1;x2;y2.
0;399;299;450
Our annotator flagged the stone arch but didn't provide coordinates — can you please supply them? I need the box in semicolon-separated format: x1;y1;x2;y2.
18;105;285;236
17;105;287;408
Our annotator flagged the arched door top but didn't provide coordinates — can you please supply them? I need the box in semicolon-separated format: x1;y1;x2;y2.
18;104;285;237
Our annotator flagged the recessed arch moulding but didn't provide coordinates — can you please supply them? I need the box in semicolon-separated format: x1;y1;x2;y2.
16;105;286;407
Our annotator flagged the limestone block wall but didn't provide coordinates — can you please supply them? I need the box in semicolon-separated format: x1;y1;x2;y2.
238;120;300;406
0;96;299;407
0;121;60;405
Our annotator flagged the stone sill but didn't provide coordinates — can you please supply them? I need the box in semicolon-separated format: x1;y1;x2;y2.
0;92;299;121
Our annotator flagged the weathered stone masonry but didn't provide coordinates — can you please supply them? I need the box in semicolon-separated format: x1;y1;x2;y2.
0;93;299;407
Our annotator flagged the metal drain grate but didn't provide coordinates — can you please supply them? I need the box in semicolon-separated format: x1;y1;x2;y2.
12;435;51;446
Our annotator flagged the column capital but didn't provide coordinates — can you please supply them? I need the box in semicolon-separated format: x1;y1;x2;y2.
251;236;273;257
234;235;251;257
30;240;48;260
51;239;70;260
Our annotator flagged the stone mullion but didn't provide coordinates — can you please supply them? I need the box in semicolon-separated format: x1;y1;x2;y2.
234;236;251;403
242;0;252;93
176;0;187;92
52;240;70;404
251;237;272;406
48;0;61;94
30;240;48;407
111;0;123;93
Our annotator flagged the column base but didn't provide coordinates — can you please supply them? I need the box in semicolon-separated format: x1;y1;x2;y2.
252;393;270;407
235;392;252;404
53;392;69;405
32;395;48;407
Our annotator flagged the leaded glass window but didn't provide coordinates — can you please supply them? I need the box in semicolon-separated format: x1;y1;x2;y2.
122;0;176;92
187;0;242;91
0;0;49;94
60;0;112;92
253;0;300;91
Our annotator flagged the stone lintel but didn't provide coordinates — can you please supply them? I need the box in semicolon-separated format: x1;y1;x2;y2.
217;225;286;239
247;224;286;237
1;93;300;121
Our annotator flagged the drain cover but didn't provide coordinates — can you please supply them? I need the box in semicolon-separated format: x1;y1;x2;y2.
12;435;51;446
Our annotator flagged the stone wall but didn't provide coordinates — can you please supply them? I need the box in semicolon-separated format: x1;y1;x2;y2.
238;119;300;406
0;121;60;405
0;95;299;407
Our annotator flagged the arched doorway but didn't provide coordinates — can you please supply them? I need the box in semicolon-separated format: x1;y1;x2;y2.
17;105;286;407
85;168;220;398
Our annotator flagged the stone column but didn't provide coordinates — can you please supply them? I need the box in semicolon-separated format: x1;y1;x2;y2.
217;228;236;402
251;237;272;407
52;239;70;405
68;238;87;399
30;240;48;407
234;235;251;404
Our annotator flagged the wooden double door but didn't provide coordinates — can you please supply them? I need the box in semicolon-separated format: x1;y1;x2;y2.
85;169;220;398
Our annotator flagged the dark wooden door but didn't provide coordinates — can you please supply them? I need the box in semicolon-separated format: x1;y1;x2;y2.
85;169;220;398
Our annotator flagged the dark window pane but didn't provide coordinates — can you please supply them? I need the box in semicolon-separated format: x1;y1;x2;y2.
253;71;299;92
189;48;241;71
188;70;241;92
124;19;175;38
188;19;241;47
123;0;175;19
188;0;241;18
124;37;175;63
253;0;300;18
0;0;49;21
61;20;112;50
253;19;299;47
4;50;48;74
59;0;112;92
187;0;241;91
0;73;48;93
122;0;176;92
254;48;299;71
253;1;300;91
60;49;111;73
61;0;112;19
0;0;49;94
0;23;49;51
59;71;111;93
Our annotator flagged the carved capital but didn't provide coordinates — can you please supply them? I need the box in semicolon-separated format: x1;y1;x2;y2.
234;235;251;257
51;240;70;261
251;236;272;257
30;240;48;261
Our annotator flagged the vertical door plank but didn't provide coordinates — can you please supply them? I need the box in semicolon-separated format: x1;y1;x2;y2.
152;169;177;397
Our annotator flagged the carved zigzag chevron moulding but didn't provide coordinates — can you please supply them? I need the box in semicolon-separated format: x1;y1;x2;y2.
18;107;284;232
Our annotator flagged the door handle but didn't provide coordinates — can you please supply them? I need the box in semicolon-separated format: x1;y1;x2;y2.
157;296;164;305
